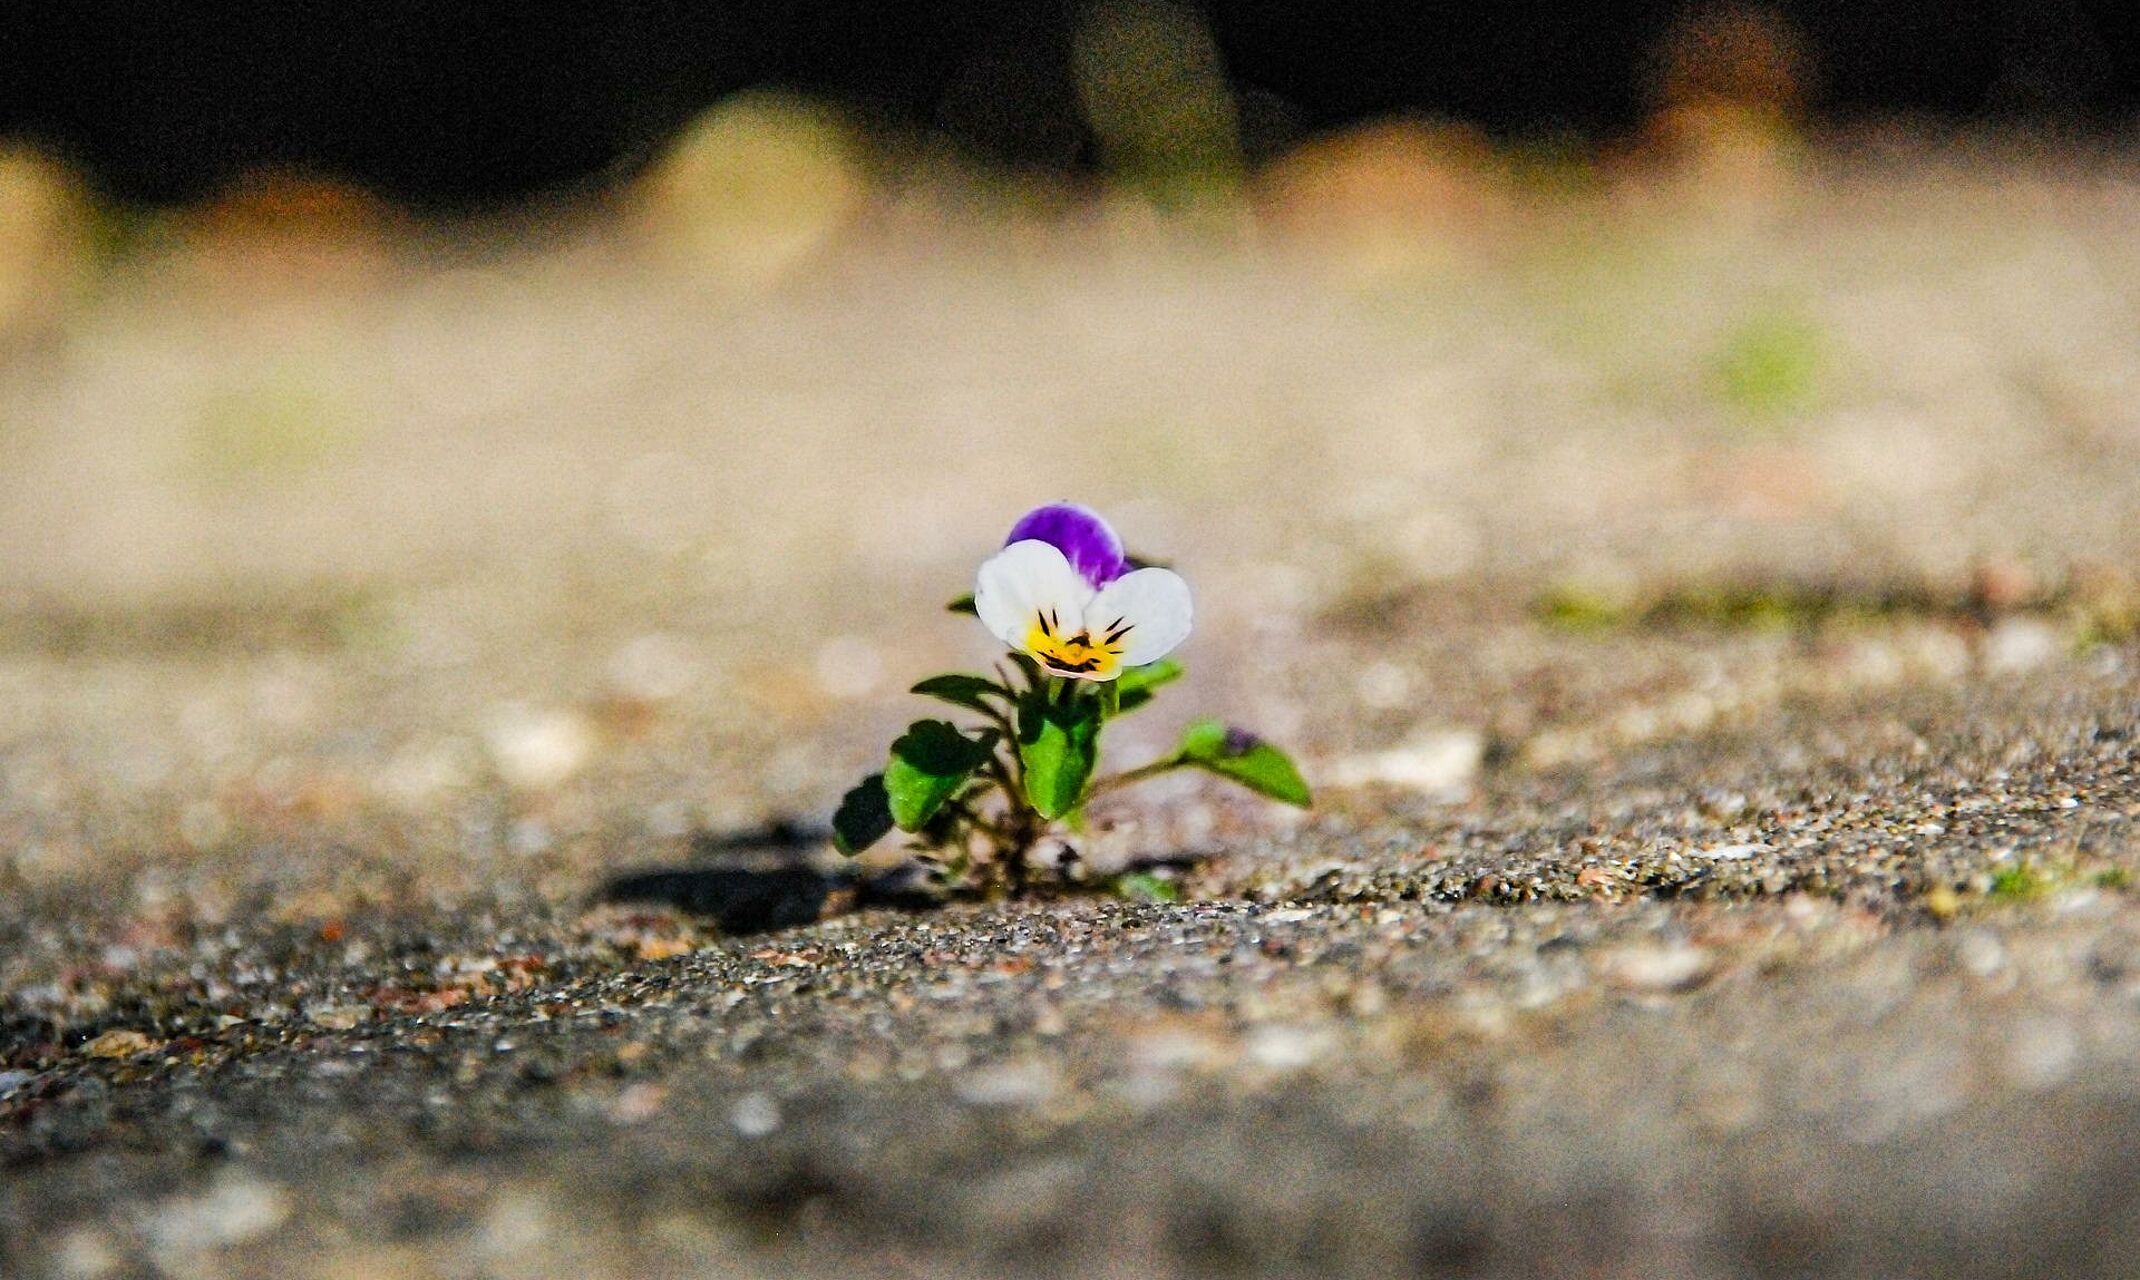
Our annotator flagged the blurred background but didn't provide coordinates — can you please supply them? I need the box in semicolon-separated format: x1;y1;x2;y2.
8;1;2139;204
2;2;2140;896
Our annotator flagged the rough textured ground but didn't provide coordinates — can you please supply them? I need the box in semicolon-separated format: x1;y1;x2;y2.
6;141;2140;1277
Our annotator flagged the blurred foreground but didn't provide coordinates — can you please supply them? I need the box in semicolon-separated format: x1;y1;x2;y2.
5;123;2140;1276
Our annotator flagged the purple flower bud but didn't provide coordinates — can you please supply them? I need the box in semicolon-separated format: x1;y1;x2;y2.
1005;502;1128;590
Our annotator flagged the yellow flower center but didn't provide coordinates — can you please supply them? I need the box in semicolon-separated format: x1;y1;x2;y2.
1025;608;1131;678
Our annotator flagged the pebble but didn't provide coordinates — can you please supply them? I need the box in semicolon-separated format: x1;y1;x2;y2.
140;1173;289;1252
956;1061;1060;1108
611;1082;668;1124
1327;730;1484;798
1982;617;2062;675
1702;843;1770;861
1108;1068;1183;1112
308;1005;371;1031
1598;944;1712;992
1126;1025;1228;1074
1954;930;2009;979
53;1227;120;1280
730;1092;782;1137
83;1029;158;1059
482;705;595;790
1243;1024;1335;1073
479;1189;554;1255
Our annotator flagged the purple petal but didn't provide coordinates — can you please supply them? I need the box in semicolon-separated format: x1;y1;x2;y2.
1004;503;1127;589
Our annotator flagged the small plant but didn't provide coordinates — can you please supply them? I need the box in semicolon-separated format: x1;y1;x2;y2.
832;502;1310;894
1987;862;2046;901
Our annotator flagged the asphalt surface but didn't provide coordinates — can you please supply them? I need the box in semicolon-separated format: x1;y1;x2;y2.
6;143;2140;1277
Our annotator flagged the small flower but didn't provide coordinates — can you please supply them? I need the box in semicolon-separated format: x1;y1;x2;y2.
973;503;1191;681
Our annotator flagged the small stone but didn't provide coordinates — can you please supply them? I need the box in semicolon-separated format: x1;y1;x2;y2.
1328;729;1484;799
611;1082;668;1123
83;1029;158;1059
1598;944;1712;992
1955;929;2008;978
1125;1024;1228;1074
480;1189;554;1255
141;1173;289;1252
0;1069;35;1096
1244;1024;1334;1073
482;705;595;790
54;1227;121;1280
1982;617;2061;675
1701;843;1769;861
1108;1068;1182;1112
633;935;695;962
956;1061;1060;1108
731;1091;782;1137
1347;983;1389;1017
308;1005;371;1031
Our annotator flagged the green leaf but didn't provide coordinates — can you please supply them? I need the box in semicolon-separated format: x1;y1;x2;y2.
1177;718;1312;808
946;593;978;615
832;773;895;854
1176;718;1229;757
910;674;1008;713
1019;699;1102;819
1118;657;1184;695
1113;657;1184;715
1114;870;1180;903
885;720;999;831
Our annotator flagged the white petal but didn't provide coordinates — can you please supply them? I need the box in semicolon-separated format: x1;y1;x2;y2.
974;540;1089;651
1088;567;1191;667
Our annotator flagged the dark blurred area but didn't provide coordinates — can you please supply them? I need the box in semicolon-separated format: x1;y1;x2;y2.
2;0;2134;207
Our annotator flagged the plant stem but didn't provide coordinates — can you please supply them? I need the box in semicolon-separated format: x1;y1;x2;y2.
986;749;1022;804
1088;753;1188;797
976;701;1018;744
946;798;1013;844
